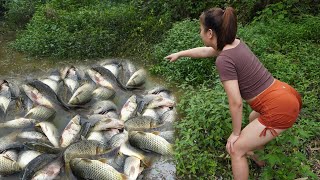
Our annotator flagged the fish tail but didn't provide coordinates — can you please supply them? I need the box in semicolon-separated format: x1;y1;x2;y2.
0;107;6;122
141;155;154;168
121;174;129;180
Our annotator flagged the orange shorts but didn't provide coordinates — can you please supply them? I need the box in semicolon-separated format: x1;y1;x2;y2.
249;79;302;137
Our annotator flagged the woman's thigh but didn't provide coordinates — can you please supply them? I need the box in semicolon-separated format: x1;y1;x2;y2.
249;111;260;123
233;118;286;155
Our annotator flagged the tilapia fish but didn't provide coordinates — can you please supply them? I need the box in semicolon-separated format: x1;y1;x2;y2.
129;131;173;155
60;115;82;147
25;105;56;121
123;156;143;180
120;95;137;121
36;122;59;148
0;81;11;115
70;158;128;180
0;118;38;129
68;83;95;105
92;86;115;100
91;100;118;115
126;69;147;87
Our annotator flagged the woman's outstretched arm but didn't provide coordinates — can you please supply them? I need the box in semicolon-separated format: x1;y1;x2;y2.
165;47;217;62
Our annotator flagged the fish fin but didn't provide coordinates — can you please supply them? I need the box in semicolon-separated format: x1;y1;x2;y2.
141;154;155;168
24;111;32;118
98;158;108;163
81;158;92;163
151;131;160;135
137;131;147;135
121;174;129;180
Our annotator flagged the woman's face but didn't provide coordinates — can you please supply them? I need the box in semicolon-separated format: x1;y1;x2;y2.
200;23;217;50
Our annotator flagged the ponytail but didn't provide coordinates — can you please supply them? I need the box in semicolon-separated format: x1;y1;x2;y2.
220;7;237;50
200;7;237;51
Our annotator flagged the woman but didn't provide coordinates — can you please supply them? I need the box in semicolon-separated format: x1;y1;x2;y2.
165;7;302;180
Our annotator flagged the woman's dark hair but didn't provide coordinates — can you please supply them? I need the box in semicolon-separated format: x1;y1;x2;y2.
200;7;237;51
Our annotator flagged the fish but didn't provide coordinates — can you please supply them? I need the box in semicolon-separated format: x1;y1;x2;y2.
100;60;122;78
102;129;120;143
23;142;62;154
147;86;171;95
87;69;115;90
17;150;42;169
61;66;85;94
0;118;38;129
60;115;82;147
36;122;60;148
87;66;127;91
124;116;163;131
129;131;173;155
41;69;62;94
142;108;160;121
120;95;137;121
21;153;59;180
91;100;118;115
120;61;136;86
70;158;128;180
23;80;69;110
1;150;18;162
25;105;56;121
157;107;176;123
0;133;21;152
0;155;21;176
91;118;124;132
31;158;63;180
63;140;110;166
119;142;152;167
144;94;175;109
0;80;11;117
17;131;49;143
108;130;128;148
68;82;95;105
123;156;144;180
92;86;115;100
126;69;147;87
87;131;109;145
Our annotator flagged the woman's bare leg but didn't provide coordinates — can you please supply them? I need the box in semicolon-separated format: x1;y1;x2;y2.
246;111;265;166
230;119;287;180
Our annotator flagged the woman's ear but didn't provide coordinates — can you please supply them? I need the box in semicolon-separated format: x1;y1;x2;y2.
208;29;213;39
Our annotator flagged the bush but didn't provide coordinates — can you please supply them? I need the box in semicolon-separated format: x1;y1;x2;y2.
4;0;46;28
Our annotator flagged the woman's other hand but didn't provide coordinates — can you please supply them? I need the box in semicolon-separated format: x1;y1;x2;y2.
226;132;240;154
165;53;180;62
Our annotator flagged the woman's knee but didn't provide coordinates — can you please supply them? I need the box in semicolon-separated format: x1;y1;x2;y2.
229;143;248;159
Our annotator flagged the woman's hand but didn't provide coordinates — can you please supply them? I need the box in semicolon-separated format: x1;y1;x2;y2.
164;53;180;62
226;132;240;154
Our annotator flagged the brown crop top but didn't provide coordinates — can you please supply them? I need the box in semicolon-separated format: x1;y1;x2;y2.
215;40;274;100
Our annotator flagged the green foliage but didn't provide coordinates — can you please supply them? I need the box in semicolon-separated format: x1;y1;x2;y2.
150;20;216;86
174;82;234;179
12;1;150;58
254;0;320;23
4;0;46;28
